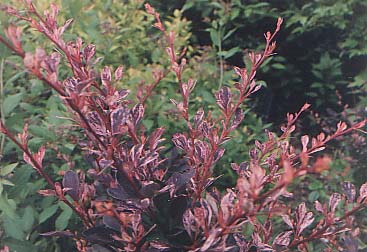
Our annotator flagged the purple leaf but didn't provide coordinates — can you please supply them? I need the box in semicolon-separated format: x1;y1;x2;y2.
342;182;356;202
40;230;74;237
102;215;121;232
213;148;225;163
62;170;80;201
82;226;117;244
139;182;160;198
86;111;106;135
98;159;114;169
107;186;129;201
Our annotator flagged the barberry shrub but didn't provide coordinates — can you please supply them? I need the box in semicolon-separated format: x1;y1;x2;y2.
0;1;366;251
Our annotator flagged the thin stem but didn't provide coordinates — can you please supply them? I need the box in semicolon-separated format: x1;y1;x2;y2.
0;59;5;160
0;123;93;227
288;203;366;248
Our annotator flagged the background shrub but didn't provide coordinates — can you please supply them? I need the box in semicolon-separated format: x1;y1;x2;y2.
0;1;366;251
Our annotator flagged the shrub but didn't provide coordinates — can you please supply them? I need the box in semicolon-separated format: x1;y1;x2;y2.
0;2;366;251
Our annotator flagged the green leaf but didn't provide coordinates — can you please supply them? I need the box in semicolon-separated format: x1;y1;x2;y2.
0;178;14;186
308;191;320;201
223;28;237;41
209;29;220;47
0;163;18;176
3;93;23;116
1;238;37;252
39;204;58;224
22;206;35;231
218;47;241;59
4;217;25;240
0;194;17;219
309;180;323;190
55;205;73;230
272;63;286;70
143;119;154;131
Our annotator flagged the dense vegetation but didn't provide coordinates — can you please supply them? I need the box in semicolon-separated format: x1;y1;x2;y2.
0;1;366;251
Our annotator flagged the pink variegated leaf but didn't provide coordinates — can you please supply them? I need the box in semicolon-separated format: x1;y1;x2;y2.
182;209;196;239
296;202;314;235
86;111;106;135
250;83;262;94
298;212;314;235
281;215;294;229
193;108;204;129
213;148;225;163
101;66;112;86
58;18;73;36
200;228;222;251
83;44;96;65
314;201;324;214
35;145;46;167
220;191;235;224
23;152;33;168
300;103;311;112
308;146;325;154
18;123;29;147
342;182;356;202
38;189;57;197
230;108;244;130
187;78;196;90
194;140;209;162
301;135;309;152
114;65;124;81
273;231;293;247
147;127;165;150
336;121;347;132
357;183;367;203
215;86;231;112
110;107;130;135
131;103;144;126
296;203;306;222
172;133;188;151
329;193;341;214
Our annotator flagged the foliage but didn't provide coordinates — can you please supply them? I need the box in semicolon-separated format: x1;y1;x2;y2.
0;2;366;251
0;5;268;250
180;0;367;124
